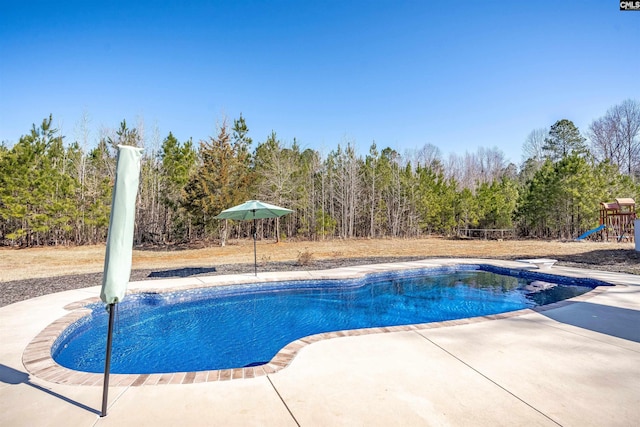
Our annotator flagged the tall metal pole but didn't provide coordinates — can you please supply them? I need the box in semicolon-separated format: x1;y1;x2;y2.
253;215;257;276
101;303;116;417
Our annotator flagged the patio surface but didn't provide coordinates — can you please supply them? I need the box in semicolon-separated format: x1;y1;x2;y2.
1;259;639;426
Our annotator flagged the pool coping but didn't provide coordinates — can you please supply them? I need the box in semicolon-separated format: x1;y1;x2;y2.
21;259;614;387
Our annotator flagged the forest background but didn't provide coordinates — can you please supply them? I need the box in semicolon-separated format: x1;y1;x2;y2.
0;98;639;248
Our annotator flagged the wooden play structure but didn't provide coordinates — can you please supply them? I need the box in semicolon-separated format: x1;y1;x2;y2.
599;198;636;242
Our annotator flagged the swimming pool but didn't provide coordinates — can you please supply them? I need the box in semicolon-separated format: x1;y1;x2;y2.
52;265;601;374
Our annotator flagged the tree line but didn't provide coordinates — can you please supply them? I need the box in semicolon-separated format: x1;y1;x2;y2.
1;99;638;247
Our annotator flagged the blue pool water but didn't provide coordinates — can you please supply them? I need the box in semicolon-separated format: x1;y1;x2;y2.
52;265;599;374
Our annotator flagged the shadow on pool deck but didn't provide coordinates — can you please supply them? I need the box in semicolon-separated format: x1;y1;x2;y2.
540;301;640;343
0;364;100;415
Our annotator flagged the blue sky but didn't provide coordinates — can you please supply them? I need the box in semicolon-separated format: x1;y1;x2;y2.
1;1;638;164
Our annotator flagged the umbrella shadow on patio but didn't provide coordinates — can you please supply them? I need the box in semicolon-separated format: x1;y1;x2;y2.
147;267;217;278
0;363;101;415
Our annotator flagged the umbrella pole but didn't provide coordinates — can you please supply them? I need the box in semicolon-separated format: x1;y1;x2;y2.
253;217;257;276
101;303;116;417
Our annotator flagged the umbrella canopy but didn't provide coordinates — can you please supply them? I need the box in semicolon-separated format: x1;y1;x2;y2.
98;144;143;417
215;200;293;220
215;200;293;275
100;145;143;304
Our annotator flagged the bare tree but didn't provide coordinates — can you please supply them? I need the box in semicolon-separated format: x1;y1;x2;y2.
614;99;640;176
72;110;91;243
365;141;378;238
327;142;362;238
589;99;640;176
522;127;548;161
444;153;463;186
588;114;622;166
412;143;443;171
445;147;506;191
477;146;506;182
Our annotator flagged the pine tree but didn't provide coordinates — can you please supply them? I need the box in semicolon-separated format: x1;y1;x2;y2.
84;138;115;243
159;133;196;242
183;118;254;244
363;142;379;238
0;115;79;245
543;119;588;161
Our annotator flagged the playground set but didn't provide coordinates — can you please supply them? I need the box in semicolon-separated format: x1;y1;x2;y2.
576;198;636;242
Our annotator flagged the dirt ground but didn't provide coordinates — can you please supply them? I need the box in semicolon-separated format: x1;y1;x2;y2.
1;237;638;307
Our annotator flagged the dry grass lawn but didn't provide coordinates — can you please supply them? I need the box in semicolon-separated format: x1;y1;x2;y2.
1;237;638;282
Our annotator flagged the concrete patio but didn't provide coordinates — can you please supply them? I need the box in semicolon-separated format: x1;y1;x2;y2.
1;259;639;426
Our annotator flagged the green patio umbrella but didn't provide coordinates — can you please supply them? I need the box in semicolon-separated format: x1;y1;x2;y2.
215;200;293;275
99;145;143;417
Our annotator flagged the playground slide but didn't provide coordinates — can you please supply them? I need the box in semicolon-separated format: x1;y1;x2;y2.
576;224;606;241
